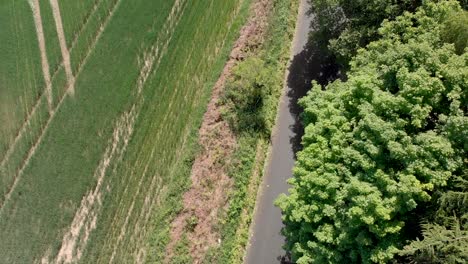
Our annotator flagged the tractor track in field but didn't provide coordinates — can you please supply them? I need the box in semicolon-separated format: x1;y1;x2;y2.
28;0;53;113
49;0;75;95
50;1;188;262
68;0;101;53
73;0;121;80
0;76;76;218
0;0;98;166
0;0;123;217
104;0;236;258
53;109;135;264
108;161;148;264
0;0;116;173
106;0;190;259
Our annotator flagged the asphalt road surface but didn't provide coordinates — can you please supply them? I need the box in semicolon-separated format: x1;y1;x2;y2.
244;0;314;263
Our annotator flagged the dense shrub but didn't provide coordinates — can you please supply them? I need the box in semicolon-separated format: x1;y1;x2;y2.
222;57;278;135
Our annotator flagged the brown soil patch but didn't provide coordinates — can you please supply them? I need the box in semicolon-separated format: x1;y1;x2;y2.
165;0;272;263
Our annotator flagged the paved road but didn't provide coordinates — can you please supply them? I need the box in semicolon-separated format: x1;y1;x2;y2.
244;0;313;263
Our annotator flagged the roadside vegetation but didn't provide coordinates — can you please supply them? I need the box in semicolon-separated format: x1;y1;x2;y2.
277;0;467;263
196;0;299;263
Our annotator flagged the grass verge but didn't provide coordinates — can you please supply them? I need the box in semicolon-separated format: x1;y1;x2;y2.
145;0;253;262
202;0;300;263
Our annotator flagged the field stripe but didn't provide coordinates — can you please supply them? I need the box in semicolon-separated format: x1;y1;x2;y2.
49;0;75;95
0;0;53;210
106;0;245;258
69;0;102;52
74;0;120;81
0;0;123;216
0;0;107;168
133;121;193;263
28;0;53;113
51;0;190;261
135;0;188;95
54;108;135;264
0;89;48;170
108;162;149;264
0;89;66;217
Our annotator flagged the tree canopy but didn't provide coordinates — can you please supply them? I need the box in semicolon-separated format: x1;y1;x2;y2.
277;1;467;263
312;0;422;65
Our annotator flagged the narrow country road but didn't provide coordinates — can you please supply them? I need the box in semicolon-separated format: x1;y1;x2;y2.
244;0;313;263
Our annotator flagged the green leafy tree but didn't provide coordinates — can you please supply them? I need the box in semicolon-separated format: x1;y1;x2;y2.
277;1;467;263
311;0;422;65
441;9;468;54
401;220;468;263
399;173;468;263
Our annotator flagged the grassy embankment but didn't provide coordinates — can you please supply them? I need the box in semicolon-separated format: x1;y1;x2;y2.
201;0;300;263
0;0;249;262
146;0;254;262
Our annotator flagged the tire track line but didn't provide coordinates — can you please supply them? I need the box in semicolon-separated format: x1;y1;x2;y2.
51;0;186;260
0;86;66;216
106;116;169;263
135;0;187;95
0;0;123;215
110;97;191;263
134;124;193;263
54;108;135;264
102;1;189;260
108;163;149;264
68;0;101;53
28;0;53;113
0;0;109;169
49;0;75;95
107;0;189;259
104;0;239;260
74;0;120;81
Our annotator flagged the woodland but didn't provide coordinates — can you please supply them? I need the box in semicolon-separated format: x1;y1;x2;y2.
277;0;468;263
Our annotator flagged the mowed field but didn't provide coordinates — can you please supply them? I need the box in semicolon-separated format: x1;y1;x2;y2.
0;0;246;262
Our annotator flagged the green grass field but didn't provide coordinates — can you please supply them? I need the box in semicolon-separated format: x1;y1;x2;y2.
0;0;43;161
0;0;247;262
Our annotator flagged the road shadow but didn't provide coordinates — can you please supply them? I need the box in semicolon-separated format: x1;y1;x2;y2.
274;12;341;264
277;252;293;264
270;4;343;263
286;29;341;158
